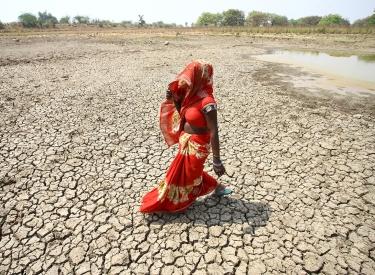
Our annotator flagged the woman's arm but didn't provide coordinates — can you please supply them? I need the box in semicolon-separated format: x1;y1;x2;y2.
166;90;181;113
205;110;226;177
173;101;181;114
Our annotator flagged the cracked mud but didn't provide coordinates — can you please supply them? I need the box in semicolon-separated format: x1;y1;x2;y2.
0;33;374;274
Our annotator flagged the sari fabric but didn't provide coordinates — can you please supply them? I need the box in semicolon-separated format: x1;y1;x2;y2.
140;60;218;213
140;131;218;213
159;60;213;146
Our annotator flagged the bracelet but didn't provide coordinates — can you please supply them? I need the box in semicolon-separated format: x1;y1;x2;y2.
213;160;222;167
213;155;220;159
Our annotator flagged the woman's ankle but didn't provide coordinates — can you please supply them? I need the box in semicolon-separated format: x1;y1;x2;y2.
215;183;225;192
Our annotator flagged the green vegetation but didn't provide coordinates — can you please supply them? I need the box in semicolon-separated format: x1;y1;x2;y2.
0;24;374;38
289;19;299;26
38;11;58;28
353;14;375;26
245;11;289;26
195;9;245;26
18;11;58;28
59;16;71;24
297;16;322;26
121;20;133;27
18;13;38;28
189;25;375;35
73;15;90;24
138;15;145;27
246;11;269;26
368;14;375;25
357;54;375;63
221;9;245;26
2;9;375;32
196;12;223;26
150;21;177;28
318;14;350;26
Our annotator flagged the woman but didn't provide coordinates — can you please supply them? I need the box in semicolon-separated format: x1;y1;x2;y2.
139;60;231;213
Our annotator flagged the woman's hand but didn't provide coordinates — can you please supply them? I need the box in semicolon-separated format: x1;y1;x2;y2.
166;90;173;100
213;162;226;177
167;90;181;113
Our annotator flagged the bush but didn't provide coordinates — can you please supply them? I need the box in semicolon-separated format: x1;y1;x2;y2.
18;13;38;28
318;14;350;26
222;9;245;26
366;14;375;25
38;11;57;28
298;16;322;26
59;16;70;24
353;15;375;26
73;15;90;24
0;21;5;29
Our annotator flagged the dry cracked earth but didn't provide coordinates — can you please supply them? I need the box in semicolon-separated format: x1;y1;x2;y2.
0;34;375;275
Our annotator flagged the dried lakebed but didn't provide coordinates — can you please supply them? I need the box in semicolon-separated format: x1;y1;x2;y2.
0;34;374;275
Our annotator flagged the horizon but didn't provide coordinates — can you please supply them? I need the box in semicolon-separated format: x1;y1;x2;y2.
1;0;374;25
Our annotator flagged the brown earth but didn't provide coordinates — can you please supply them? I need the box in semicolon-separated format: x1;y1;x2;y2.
0;32;375;274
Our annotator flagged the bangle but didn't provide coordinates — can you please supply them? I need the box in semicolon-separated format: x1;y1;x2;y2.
213;160;222;167
213;155;220;159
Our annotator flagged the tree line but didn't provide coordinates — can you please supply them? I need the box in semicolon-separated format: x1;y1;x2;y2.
0;9;374;30
0;11;181;29
195;9;375;27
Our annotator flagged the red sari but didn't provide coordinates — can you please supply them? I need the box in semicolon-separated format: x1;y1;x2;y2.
140;60;219;213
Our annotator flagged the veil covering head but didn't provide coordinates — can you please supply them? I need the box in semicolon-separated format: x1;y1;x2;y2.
160;60;214;146
168;60;213;107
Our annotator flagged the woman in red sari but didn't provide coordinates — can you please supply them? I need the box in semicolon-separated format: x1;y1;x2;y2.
139;60;231;213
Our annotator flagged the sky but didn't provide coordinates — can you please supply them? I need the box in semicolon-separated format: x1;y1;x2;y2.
1;0;374;25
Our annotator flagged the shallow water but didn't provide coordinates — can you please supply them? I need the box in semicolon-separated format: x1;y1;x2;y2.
255;50;375;96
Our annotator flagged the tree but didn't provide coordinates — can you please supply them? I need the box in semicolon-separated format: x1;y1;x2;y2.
289;19;300;26
341;18;351;26
353;14;375;26
59;16;71;24
37;11;58;28
120;20;133;28
246;11;269;26
73;15;89;24
152;21;164;28
221;9;245;26
366;14;375;25
91;18;101;24
18;13;38;28
138;15;145;27
196;12;223;26
38;11;57;24
352;18;367;26
165;23;177;28
268;13;289;26
318;14;350;26
298;16;322;26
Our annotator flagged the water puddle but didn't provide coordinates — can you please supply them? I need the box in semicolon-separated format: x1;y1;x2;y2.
255;50;375;96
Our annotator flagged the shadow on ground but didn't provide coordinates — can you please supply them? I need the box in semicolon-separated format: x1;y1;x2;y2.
144;197;272;235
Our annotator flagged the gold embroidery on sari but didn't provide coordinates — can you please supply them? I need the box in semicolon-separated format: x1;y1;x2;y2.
158;176;203;205
157;180;168;202
167;184;180;204
179;133;209;158
193;177;202;186
172;110;180;133
179;186;193;203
